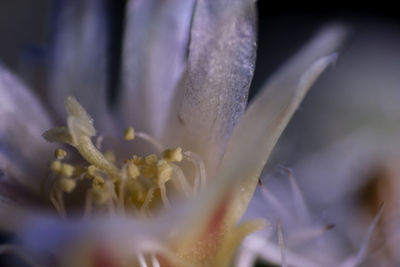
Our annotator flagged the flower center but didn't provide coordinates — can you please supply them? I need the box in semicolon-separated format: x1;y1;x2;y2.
42;97;207;219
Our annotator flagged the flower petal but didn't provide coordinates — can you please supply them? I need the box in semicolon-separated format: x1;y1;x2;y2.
0;64;53;194
216;25;347;224
168;0;257;175
118;0;195;138
48;0;110;130
181;25;347;241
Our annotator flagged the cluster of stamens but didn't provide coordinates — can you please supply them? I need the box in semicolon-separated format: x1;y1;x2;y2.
42;97;206;219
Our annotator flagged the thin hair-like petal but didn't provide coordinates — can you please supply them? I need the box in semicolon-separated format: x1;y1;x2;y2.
339;204;384;267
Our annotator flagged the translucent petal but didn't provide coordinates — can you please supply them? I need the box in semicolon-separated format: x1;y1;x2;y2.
119;0;195;138
0;64;54;193
215;25;347;224
181;25;347;239
167;0;257;175
48;0;110;130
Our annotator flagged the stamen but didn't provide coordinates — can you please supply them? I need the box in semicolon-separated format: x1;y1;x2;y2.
50;188;66;219
136;132;164;152
118;165;128;214
159;181;171;209
183;151;207;192
124;127;135;141
163;147;183;162
54;148;67;160
59;177;76;193
140;187;155;215
61;163;75;177
43;97;210;218
51;160;62;173
170;164;192;197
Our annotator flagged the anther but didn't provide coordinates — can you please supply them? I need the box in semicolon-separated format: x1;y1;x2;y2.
163;147;182;162
59;177;76;193
92;176;105;190
61;163;75;177
124;127;135;141
157;160;173;184
128;163;140;179
87;165;97;177
145;154;158;165
51;160;62;173
54;148;67;160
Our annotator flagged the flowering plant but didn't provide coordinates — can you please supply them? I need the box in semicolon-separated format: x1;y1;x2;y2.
0;1;349;266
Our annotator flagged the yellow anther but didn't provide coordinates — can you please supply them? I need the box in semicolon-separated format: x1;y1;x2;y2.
59;177;76;193
61;163;75;177
124;127;135;141
157;159;173;184
87;165;97;177
132;155;144;165
145;154;158;165
125;180;146;204
141;165;157;178
104;151;116;163
54;148;67;160
92;188;110;205
163;147;183;162
92;175;105;190
51;160;62;173
127;163;140;179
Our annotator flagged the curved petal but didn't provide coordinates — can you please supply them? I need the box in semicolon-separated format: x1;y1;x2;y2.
118;0;195;138
219;25;347;225
180;25;348;243
48;0;110;130
0;64;54;194
167;0;257;175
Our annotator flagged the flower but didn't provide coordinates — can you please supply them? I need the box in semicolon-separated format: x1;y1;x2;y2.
0;1;346;266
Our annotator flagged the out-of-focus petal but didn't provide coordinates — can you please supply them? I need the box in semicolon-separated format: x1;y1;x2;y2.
0;64;53;194
180;26;347;244
48;0;110;130
119;0;195;138
168;0;257;175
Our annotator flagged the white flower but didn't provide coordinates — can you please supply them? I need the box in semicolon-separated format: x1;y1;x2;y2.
0;1;346;266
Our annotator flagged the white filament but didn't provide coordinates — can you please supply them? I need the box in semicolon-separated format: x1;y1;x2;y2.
183;151;207;192
171;163;192;197
136;132;164;152
159;182;171;209
140;187;155;215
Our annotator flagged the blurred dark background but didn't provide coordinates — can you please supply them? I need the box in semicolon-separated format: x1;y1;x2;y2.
0;1;400;266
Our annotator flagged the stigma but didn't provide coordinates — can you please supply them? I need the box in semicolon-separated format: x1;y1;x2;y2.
42;97;206;219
